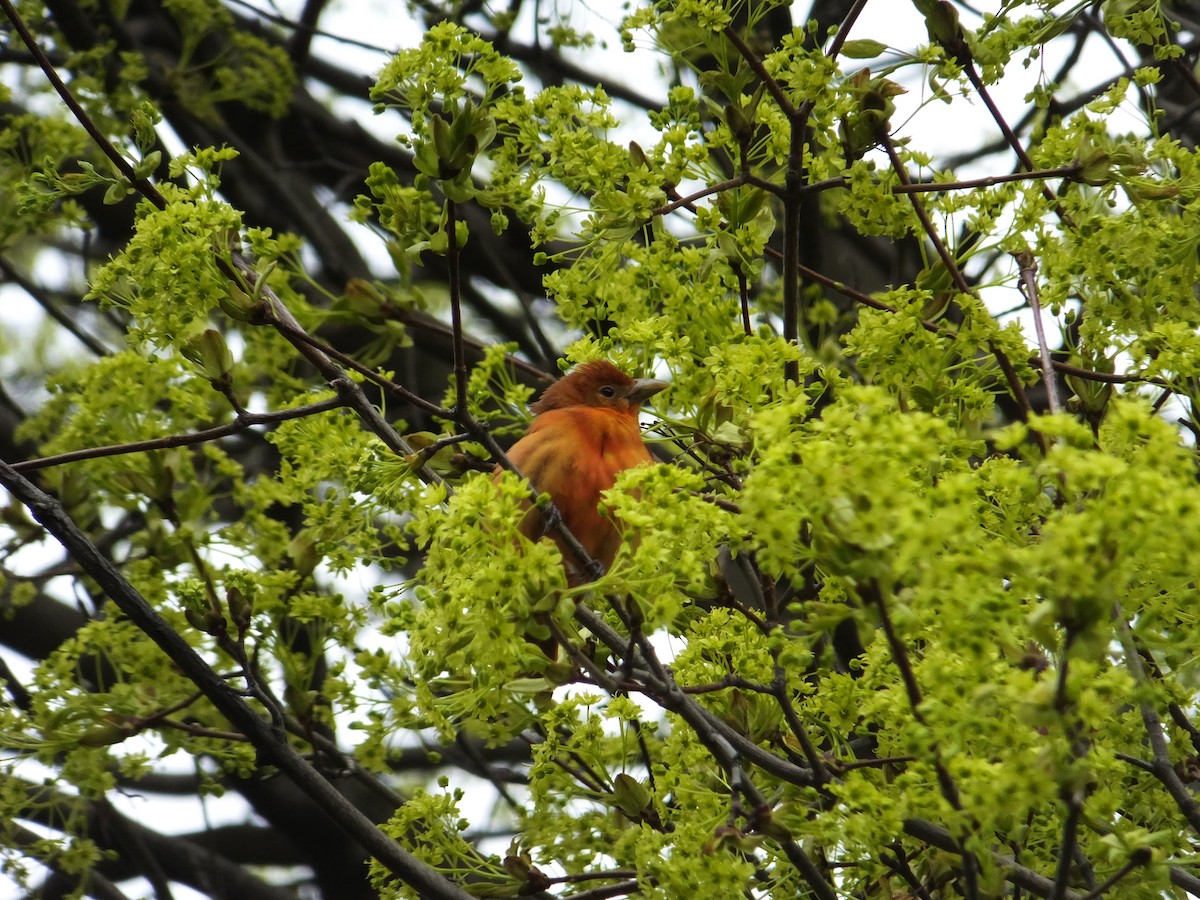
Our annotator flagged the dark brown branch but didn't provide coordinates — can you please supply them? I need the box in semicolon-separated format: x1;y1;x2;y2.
772;668;828;782
722;26;799;120
0;462;475;900
571;602;816;789
862;580;979;898
650;174;782;218
270;318;452;419
0;256;111;356
960;61;1075;228
681;674;775;695
882;136;1039;456
1078;850;1151;900
802;165;1084;197
903;818;1081;900
0;0;166;209
1115;611;1200;833
446;199;469;415
1015;253;1061;415
566;880;641;900
822;0;872;62
882;842;935;900
11;398;345;472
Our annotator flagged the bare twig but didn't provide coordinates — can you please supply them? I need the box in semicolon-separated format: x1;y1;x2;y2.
883;136;1040;456
882;842;935;900
772;667;828;782
650;174;781;218
0;257;111;356
566;879;642;900
446;199;469;415
0;0;166;209
862;580;979;898
0;461;476;900
721;26;799;120
801;164;1084;198
822;0;873;63
1078;850;1152;900
681;674;775;695
960;62;1075;228
1015;252;1061;414
11;398;345;472
1114;609;1200;833
269;318;451;419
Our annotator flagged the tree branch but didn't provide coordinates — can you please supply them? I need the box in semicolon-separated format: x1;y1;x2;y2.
0;462;476;900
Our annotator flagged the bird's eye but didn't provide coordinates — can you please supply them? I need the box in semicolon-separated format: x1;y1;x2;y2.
598;385;617;398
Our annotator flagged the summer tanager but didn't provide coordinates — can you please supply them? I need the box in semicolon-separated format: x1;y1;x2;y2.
499;360;667;577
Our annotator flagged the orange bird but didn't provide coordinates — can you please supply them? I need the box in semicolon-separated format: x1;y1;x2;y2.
499;360;667;577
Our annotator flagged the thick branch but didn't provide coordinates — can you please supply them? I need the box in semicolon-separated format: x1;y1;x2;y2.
0;462;475;900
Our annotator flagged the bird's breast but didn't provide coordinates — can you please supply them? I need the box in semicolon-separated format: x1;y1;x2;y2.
508;407;649;504
501;407;653;569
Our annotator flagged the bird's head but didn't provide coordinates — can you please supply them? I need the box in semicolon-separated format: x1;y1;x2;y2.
532;360;668;416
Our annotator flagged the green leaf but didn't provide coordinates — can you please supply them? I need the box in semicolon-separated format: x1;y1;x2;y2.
839;39;888;59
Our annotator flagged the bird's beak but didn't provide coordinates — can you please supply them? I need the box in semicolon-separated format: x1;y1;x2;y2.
626;378;668;406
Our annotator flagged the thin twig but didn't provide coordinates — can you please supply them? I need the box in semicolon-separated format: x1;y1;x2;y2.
571;602;817;789
0;0;166;208
11;398;345;472
0;257;111;356
882;842;935;900
862;580;979;899
1050;359;1166;387
1114;609;1200;832
822;0;873;62
801;164;1084;197
158;719;250;742
270;318;451;418
721;26;799;120
960;61;1075;228
650;174;780;218
883;136;1039;453
681;674;775;695
0;461;476;900
1077;850;1151;900
1015;252;1061;414
446;199;469;415
771;667;828;782
566;879;642;900
550;869;638;885
833;755;917;772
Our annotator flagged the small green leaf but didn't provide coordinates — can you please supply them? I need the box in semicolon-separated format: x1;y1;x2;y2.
103;181;130;205
613;773;652;818
839;39;888;59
